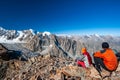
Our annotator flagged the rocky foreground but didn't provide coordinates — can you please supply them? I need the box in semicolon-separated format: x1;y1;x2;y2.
0;54;120;80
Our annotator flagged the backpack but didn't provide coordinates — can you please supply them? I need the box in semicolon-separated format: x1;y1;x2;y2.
113;49;120;61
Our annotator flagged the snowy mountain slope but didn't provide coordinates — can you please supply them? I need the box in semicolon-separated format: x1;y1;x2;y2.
0;27;51;43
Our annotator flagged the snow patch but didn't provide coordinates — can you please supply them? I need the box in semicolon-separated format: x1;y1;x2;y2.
42;31;51;36
0;39;25;43
0;27;5;31
12;31;24;41
56;34;72;37
94;34;100;37
29;29;35;35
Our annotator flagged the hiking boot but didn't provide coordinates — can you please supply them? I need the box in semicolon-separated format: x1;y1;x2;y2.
101;69;112;79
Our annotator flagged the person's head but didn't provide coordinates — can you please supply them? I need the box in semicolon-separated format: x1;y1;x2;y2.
102;42;109;49
81;47;87;53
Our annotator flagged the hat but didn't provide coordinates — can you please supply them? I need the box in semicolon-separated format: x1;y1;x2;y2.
102;42;109;48
81;48;87;53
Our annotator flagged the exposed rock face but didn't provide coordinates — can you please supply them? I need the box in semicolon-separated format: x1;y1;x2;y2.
23;33;120;61
24;35;41;51
1;55;120;80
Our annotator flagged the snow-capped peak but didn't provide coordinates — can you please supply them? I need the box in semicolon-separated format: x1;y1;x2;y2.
42;31;51;36
0;27;5;30
94;34;100;37
29;29;35;35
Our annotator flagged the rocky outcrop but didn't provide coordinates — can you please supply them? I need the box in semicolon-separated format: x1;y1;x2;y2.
0;54;69;80
52;63;120;80
1;55;120;80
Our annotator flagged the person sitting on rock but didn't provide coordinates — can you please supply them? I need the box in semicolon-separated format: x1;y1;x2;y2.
93;42;118;77
76;47;92;68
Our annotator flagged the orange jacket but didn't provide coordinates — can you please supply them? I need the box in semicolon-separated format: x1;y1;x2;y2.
94;48;118;71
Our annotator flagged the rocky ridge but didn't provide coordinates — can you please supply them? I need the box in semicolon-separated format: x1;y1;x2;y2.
1;54;120;80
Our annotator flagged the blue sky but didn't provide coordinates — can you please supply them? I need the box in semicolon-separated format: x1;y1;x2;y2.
0;0;120;35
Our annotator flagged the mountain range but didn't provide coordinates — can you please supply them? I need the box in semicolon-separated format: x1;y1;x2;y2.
0;27;120;59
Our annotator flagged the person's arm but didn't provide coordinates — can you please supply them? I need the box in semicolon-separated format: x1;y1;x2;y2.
76;54;85;61
81;54;85;61
94;51;103;58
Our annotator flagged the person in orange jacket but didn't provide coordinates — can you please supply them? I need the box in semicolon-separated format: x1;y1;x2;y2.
77;47;92;68
93;42;118;74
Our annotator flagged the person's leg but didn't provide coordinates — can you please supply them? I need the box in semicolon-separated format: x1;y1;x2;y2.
93;57;103;73
93;57;113;79
77;60;86;68
94;57;111;71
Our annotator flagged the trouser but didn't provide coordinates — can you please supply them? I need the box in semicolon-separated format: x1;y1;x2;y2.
93;57;113;73
77;60;86;68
